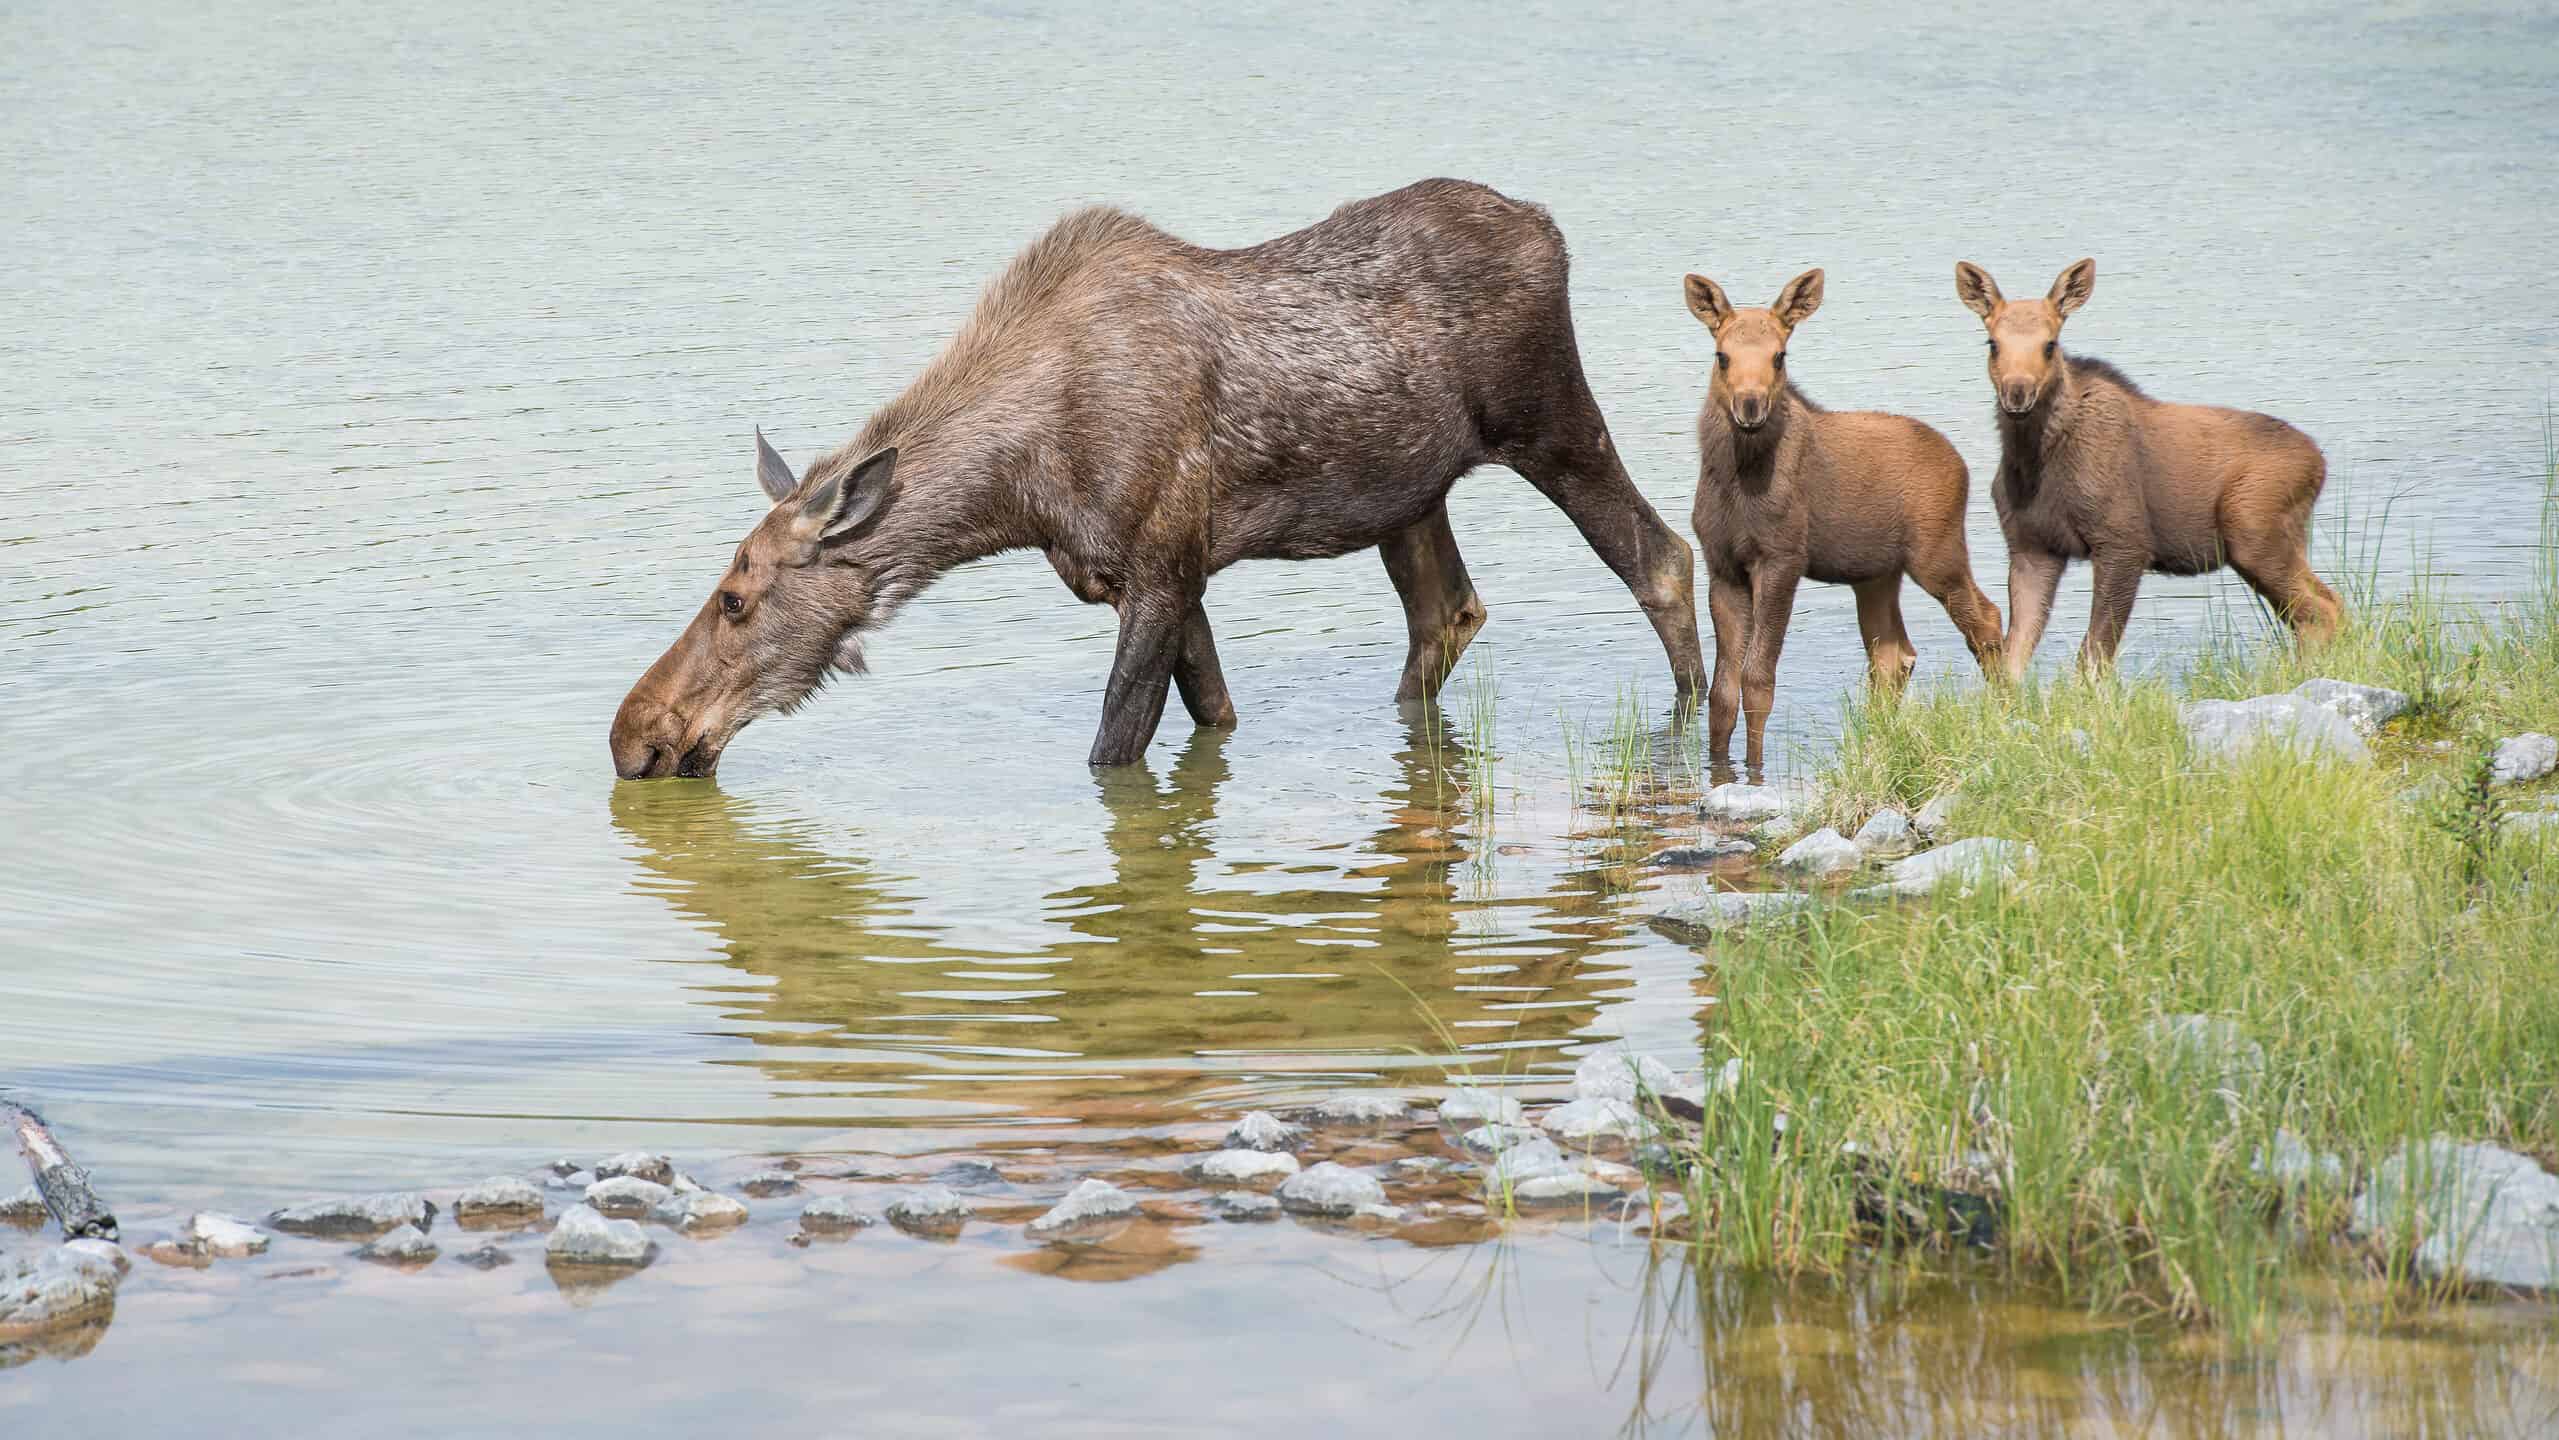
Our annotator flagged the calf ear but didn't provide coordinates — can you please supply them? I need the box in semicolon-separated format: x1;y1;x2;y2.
1954;262;2003;320
1772;267;1824;328
755;427;800;503
798;446;898;544
2048;258;2096;317
1683;274;1734;332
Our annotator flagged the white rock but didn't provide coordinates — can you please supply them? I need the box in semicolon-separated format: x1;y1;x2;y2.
1748;816;1805;847
267;1192;436;1238
1482;1137;1575;1188
592;1152;677;1186
1778;827;1861;876
797;1196;875;1232
1027;1179;1141;1236
1184;1149;1301;1185
1353;1203;1408;1223
2351;1138;2559;1291
0;1185;47;1224
1646;889;1814;939
1223;1111;1306;1152
1541;1097;1654;1144
885;1186;971;1234
1207;1192;1280;1221
454;1178;545;1219
1573;1050;1680;1104
2491;733;2559;787
739;1170;802;1197
582;1176;673;1217
545;1205;653;1266
183;1212;269;1257
651;1190;748;1231
1702;780;1814;822
1643;838;1756;867
2502;810;2559;839
2180;694;2372;765
356;1223;438;1265
1512;1170;1629;1207
1276;1162;1386;1216
0;1246;121;1334
2294;679;2411;732
1437;1090;1526;1129
2253;1129;2345;1188
1852;809;1914;854
1912;791;1959;838
1305;1094;1415;1127
1456;1124;1542;1158
1873;838;2035;898
62;1238;129;1275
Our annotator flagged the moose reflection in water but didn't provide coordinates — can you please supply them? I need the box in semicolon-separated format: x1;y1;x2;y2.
606;717;1701;1130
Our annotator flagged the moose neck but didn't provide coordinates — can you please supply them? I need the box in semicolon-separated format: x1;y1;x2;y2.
1705;387;1795;488
1997;354;2082;466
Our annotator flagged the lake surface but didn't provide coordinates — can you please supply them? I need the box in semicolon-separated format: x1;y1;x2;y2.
4;0;2555;1429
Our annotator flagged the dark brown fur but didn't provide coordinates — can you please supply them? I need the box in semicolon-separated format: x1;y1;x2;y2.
1954;259;2342;675
1684;268;2003;772
610;180;1705;777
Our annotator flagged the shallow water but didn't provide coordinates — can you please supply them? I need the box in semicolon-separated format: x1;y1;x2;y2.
4;0;2555;1427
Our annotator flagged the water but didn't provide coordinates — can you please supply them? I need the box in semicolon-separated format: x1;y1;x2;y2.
4;0;2554;1427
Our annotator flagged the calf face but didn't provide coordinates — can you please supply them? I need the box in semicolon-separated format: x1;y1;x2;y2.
1684;268;1823;431
609;433;898;779
1956;259;2095;414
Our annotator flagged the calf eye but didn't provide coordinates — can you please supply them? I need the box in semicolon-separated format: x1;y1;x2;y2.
1986;339;1998;353
1773;352;1786;369
719;591;745;617
1716;352;1729;370
2043;340;2057;356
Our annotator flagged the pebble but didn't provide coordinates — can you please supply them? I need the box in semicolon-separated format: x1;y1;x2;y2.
1276;1162;1387;1216
583;1176;673;1217
0;1185;47;1225
1437;1089;1527;1129
182;1212;270;1258
545;1205;653;1267
1353;1203;1408;1224
798;1196;877;1233
592;1152;677;1187
651;1190;749;1232
1026;1179;1141;1236
1457;1124;1543;1158
267;1192;436;1239
453;1243;515;1270
1511;1171;1628;1207
1852;808;1915;854
355;1223;439;1266
2491;733;2559;788
2180;693;2372;765
1207;1192;1281;1222
1391;1156;1469;1178
1304;1094;1416;1128
543;1159;587;1178
454;1177;546;1220
739;1170;803;1198
1223;1111;1307;1153
0;1245;121;1335
885;1186;971;1235
1777;827;1862;876
1184;1149;1301;1185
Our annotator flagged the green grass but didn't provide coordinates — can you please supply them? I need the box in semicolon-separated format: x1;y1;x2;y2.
1681;454;2559;1333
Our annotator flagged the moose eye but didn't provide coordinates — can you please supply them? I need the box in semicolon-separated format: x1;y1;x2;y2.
2043;340;2057;357
1716;352;1729;370
719;591;744;617
1773;352;1786;369
1986;339;1998;353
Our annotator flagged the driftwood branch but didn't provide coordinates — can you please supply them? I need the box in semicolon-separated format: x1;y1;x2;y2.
4;1099;118;1241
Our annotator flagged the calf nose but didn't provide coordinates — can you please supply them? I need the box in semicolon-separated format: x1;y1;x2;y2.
2000;381;2036;413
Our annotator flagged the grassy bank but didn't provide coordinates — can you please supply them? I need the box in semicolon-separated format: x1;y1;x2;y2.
1679;469;2559;1331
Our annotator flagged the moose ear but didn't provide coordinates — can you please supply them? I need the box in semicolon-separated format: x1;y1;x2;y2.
1954;262;2003;321
1772;267;1824;328
1683;274;1733;331
755;427;800;503
2048;257;2096;317
797;445;898;543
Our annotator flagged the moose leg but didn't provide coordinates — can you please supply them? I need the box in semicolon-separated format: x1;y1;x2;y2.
1511;430;1708;701
2003;549;2066;682
1090;589;1191;767
1172;598;1238;728
2079;548;2147;673
1909;544;2005;678
2227;525;2344;647
1739;564;1804;774
1852;575;1918;694
1380;503;1489;704
1705;571;1750;762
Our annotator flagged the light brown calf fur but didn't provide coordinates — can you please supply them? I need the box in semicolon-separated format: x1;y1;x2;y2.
1955;259;2342;677
1685;268;2004;772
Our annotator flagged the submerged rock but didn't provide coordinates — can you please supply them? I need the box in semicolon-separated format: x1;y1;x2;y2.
1456;1124;1542;1159
582;1176;673;1218
1646;889;1814;940
180;1212;269;1258
0;1246;121;1335
2138;1014;2266;1097
0;1186;47;1227
1868;838;2034;899
1912;791;1959;839
1391;1156;1470;1179
1747;815;1805;847
543;1169;596;1192
1184;1149;1301;1185
797;1196;877;1233
1643;838;1756;868
2181;694;2372;765
931;1160;1009;1190
453;1242;515;1270
1512;1170;1628;1207
1277;1163;1386;1216
267;1192;436;1239
2491;733;2559;788
739;1169;803;1198
1206;1192;1281;1222
1223;1111;1307;1153
454;1178;545;1221
1481;1137;1574;1189
356;1223;438;1266
591;1152;677;1187
1437;1089;1526;1129
1852;809;1914;855
1303;1094;1417;1128
1778;827;1861;876
885;1187;971;1236
1026;1179;1140;1237
2294;678;2411;732
545;1205;653;1267
651;1190;749;1232
1574;1050;1680;1105
2351;1138;2559;1292
1541;1097;1653;1145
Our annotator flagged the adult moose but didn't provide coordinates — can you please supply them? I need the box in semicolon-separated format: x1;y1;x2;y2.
610;179;1705;778
1684;267;2004;773
1954;259;2342;677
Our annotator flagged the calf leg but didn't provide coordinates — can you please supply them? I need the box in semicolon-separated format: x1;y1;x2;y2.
1852;575;1918;693
1090;588;1191;767
1908;541;2005;679
1173;598;1238;727
2080;548;2147;673
2227;523;2344;647
1510;417;1708;701
1740;563;1804;774
1379;503;1489;704
2003;549;2066;682
1705;571;1751;762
